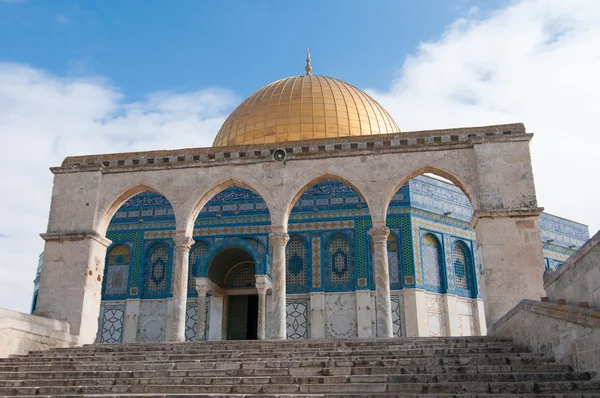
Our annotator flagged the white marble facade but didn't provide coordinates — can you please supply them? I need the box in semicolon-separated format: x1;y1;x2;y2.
97;291;483;342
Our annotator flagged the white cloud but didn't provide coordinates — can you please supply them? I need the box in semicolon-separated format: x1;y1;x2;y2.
0;64;237;312
369;0;600;236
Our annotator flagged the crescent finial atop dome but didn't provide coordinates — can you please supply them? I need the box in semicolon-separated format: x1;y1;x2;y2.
305;48;312;76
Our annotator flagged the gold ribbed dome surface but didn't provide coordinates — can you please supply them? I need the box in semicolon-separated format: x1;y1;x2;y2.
213;75;400;147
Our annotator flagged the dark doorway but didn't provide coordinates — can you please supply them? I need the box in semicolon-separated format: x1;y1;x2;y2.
227;295;258;340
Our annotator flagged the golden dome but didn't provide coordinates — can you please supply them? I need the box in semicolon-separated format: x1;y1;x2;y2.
212;75;400;147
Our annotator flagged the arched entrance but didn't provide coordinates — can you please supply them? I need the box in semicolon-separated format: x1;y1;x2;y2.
204;245;262;340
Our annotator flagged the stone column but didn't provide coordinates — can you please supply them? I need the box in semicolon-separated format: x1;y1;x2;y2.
369;226;393;338
473;210;545;328
255;277;269;340
36;231;111;344
168;232;194;342
195;287;207;341
270;231;289;340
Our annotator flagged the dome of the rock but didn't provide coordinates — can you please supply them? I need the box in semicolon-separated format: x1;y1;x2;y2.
212;74;400;147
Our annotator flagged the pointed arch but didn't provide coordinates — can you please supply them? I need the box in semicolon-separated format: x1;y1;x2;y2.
285;172;372;226
183;177;272;237
97;183;175;236
384;166;479;217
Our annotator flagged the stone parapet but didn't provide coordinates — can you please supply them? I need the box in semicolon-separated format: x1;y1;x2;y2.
0;308;78;358
544;230;600;309
491;299;600;377
55;123;529;174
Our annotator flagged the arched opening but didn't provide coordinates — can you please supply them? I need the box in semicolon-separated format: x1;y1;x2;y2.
189;184;272;341
383;169;481;337
206;245;259;340
98;190;176;343
286;178;373;339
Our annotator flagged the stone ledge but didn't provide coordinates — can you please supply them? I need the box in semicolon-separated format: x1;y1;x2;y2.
492;299;600;332
40;230;112;247
55;123;529;174
544;229;600;288
0;308;78;358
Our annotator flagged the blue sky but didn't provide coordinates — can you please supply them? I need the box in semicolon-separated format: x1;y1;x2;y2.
0;0;599;312
0;0;507;99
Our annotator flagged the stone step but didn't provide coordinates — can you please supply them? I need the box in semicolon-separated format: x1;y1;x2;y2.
4;351;536;368
0;371;591;388
0;363;574;381
8;345;522;361
0;353;559;378
1;380;600;396
25;340;516;354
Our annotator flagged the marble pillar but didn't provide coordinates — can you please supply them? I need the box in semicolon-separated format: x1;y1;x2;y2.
169;232;194;342
255;279;269;340
270;231;289;340
309;292;326;339
443;294;460;336
122;299;141;343
369;226;393;338
195;287;207;341
356;290;373;338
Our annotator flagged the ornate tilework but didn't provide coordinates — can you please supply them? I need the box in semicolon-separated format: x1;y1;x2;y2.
185;302;198;342
327;236;352;286
229;266;255;288
312;236;321;289
188;242;208;291
104;244;131;297
453;244;469;290
386;216;414;283
390;294;402;337
142;244;171;297
98;303;125;343
422;234;442;288
411;215;475;286
443;235;455;290
289;220;354;232
355;218;371;279
286;297;309;339
286;237;308;287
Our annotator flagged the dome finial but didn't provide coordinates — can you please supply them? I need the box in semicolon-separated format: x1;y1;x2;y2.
305;48;312;76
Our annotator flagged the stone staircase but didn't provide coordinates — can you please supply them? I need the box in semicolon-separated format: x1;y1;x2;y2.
0;336;598;397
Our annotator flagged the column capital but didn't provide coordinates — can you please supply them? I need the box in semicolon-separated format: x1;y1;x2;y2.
173;231;194;250
270;231;289;247
255;275;272;294
369;226;390;243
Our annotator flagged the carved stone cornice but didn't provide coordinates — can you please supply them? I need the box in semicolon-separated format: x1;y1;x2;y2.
40;230;112;248
369;226;390;244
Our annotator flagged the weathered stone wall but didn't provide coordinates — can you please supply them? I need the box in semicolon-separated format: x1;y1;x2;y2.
492;300;600;377
544;230;600;308
0;308;77;358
